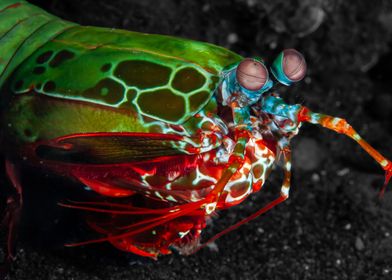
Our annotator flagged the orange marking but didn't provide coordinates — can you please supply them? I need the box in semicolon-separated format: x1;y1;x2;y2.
357;138;388;164
0;3;22;13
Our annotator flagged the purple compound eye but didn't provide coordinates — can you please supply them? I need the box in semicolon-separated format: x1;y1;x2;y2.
236;58;268;91
281;49;307;82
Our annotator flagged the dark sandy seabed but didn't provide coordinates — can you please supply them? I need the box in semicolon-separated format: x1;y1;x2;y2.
1;0;392;279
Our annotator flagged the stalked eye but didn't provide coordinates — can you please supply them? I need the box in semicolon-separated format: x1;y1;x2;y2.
236;58;268;91
282;49;307;81
271;49;307;86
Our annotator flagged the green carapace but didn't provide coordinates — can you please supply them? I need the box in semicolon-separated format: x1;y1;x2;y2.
0;0;391;265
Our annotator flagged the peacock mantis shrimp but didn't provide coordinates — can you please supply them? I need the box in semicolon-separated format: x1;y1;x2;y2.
0;0;390;265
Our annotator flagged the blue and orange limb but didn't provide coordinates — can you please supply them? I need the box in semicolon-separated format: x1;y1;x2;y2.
297;107;392;196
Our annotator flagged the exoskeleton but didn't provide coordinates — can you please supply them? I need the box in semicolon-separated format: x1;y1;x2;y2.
0;0;390;264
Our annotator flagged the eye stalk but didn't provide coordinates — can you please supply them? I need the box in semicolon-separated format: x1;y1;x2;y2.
236;58;269;91
271;49;307;86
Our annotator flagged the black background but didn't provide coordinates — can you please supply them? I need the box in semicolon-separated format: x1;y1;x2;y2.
3;0;392;279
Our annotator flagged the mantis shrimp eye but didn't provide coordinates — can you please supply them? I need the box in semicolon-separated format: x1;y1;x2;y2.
236;58;269;91
271;49;307;86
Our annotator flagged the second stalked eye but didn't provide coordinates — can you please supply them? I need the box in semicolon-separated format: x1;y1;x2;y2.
236;58;268;91
271;49;307;86
282;49;307;82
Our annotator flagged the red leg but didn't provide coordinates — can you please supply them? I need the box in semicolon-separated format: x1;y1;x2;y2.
0;160;23;273
196;148;292;252
204;131;250;214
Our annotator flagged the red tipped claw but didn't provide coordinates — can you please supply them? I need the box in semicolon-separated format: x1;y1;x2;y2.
379;161;392;198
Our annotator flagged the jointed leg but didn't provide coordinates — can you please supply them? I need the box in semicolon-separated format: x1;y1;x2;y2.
280;147;292;199
1;160;23;269
298;107;392;195
205;132;250;214
197;147;293;250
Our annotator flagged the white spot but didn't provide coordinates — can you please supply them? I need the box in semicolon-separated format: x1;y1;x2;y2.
353;133;361;141
381;160;389;167
310;114;321;123
166;195;177;202
178;230;190;238
281;186;290;197
202;137;210;147
205;202;217;214
285;162;292;170
215;147;230;163
154;191;166;201
152;230;156;235
332;118;341;126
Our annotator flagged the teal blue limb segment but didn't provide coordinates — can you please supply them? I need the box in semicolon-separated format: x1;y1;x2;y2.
232;105;251;127
261;95;302;121
270;52;292;86
0;0;77;88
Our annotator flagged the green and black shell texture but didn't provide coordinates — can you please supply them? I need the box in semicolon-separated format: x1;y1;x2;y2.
1;0;243;125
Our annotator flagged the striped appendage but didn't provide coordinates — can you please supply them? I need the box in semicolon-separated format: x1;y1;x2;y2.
298;107;392;196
